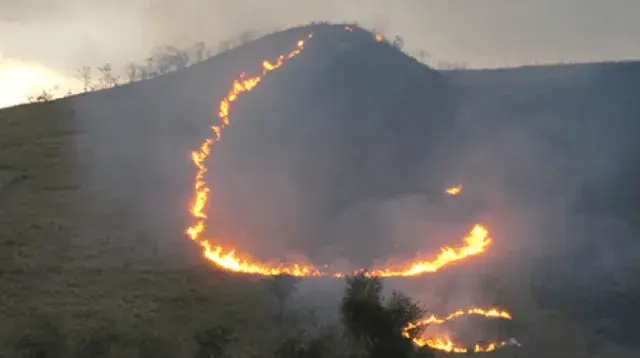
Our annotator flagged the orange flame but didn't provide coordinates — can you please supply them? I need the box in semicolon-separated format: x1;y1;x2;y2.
185;34;492;278
412;337;508;353
403;307;513;353
186;33;319;277
445;184;463;195
405;308;512;329
185;31;517;354
369;225;491;277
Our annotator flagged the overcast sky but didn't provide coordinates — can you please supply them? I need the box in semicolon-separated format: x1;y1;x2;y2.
1;0;639;75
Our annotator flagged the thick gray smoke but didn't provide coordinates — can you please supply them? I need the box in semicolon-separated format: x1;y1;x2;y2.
54;3;640;352
2;0;640;74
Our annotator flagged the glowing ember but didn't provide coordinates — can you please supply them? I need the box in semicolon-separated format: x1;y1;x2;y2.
445;184;463;195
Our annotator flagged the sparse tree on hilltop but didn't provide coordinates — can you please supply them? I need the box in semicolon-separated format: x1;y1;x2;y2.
163;46;190;71
238;30;258;45
217;40;233;54
193;41;207;62
418;50;430;63
28;88;55;103
97;63;119;88
392;36;404;50
145;57;156;79
77;65;92;92
126;63;138;83
138;67;149;81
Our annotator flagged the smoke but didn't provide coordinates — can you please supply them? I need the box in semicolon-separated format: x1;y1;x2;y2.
244;57;640;343
46;2;639;350
2;0;640;76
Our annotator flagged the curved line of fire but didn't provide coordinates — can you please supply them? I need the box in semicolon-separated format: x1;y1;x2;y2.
185;30;518;353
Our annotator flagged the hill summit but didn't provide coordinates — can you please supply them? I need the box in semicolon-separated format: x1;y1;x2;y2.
57;23;459;269
2;22;640;356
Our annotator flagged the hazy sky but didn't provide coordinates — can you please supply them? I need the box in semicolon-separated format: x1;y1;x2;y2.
1;0;639;101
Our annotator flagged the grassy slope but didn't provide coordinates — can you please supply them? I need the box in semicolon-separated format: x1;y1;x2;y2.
444;62;640;350
0;26;322;358
0;25;638;357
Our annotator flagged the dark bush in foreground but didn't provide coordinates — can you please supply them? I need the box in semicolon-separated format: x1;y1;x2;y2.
12;273;431;358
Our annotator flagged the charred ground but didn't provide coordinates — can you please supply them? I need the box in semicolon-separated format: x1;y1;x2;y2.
0;23;639;357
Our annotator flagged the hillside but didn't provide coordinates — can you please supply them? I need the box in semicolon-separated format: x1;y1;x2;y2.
442;63;640;348
1;23;640;357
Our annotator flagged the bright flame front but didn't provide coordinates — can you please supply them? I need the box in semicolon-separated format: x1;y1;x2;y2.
184;28;518;354
185;33;492;278
403;307;514;353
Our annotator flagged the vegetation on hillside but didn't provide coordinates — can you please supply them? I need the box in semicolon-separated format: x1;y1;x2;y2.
10;273;434;358
24;21;466;105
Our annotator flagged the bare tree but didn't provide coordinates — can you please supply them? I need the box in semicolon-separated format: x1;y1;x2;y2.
97;63;119;88
238;30;258;44
125;63;138;83
418;50;430;63
77;65;92;92
150;49;171;75
165;46;190;70
145;57;155;79
139;67;149;81
217;40;233;54
28;86;57;103
392;36;404;50
192;41;207;62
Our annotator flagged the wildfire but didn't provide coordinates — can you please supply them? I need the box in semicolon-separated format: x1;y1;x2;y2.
186;33;318;277
184;31;517;354
404;308;512;330
403;307;514;353
445;184;463;195
413;337;509;353
185;33;491;278
368;224;491;277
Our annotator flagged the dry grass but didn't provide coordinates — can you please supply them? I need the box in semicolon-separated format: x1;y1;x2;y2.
0;100;274;357
0;94;637;357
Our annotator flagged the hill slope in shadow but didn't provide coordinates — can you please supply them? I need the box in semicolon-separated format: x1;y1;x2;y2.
442;62;640;348
0;22;639;356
